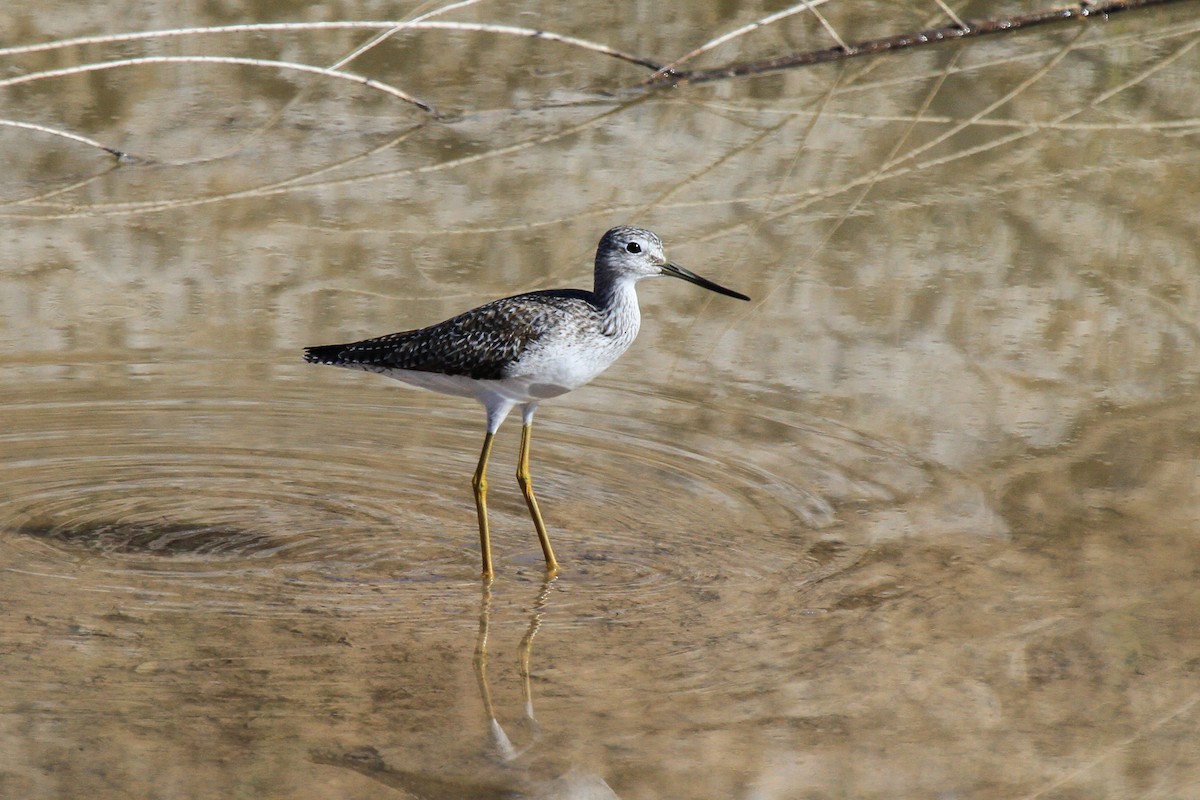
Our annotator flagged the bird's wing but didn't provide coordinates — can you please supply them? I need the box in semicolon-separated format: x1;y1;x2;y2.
303;291;597;380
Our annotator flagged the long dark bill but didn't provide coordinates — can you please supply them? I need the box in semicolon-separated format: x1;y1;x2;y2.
661;262;750;301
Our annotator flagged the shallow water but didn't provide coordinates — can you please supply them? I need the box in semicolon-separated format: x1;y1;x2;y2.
3;2;1200;798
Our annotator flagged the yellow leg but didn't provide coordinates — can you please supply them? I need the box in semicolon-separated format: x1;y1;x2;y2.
517;424;559;573
472;432;496;579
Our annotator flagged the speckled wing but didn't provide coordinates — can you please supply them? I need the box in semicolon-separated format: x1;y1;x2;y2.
303;289;598;381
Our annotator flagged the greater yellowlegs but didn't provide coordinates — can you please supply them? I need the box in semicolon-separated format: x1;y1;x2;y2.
304;226;749;578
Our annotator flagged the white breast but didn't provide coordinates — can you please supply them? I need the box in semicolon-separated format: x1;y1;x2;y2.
503;328;637;399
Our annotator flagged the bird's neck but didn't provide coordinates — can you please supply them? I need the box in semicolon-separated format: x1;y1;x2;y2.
594;272;642;340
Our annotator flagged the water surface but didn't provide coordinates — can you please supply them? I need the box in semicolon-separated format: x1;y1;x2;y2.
2;2;1199;798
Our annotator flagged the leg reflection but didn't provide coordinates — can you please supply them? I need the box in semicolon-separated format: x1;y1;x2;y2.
474;579;516;760
473;576;556;762
518;577;553;732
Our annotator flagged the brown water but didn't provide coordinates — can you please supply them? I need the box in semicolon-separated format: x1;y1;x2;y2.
3;2;1200;798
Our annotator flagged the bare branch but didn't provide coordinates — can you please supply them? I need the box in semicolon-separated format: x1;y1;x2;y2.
643;0;1196;89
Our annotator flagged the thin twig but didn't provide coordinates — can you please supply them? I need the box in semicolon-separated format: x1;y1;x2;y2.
0;119;131;160
0;21;661;71
877;28;1084;177
327;0;485;71
932;0;970;32
3;103;633;220
803;0;851;52
0;55;436;114
671;101;1200;132
689;32;1197;248
1020;690;1200;799
650;1;834;79
170;1;484;166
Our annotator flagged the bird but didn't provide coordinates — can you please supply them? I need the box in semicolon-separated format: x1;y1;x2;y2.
303;226;750;579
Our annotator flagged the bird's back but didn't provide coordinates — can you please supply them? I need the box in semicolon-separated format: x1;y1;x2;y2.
303;289;602;381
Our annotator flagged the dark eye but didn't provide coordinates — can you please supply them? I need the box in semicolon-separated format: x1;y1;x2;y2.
625;241;642;254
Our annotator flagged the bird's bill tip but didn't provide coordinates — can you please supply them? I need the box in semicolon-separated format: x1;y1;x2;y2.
661;262;750;301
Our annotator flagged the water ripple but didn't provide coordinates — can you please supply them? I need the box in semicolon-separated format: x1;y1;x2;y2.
0;367;927;632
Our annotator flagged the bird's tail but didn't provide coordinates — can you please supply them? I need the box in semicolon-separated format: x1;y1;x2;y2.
303;344;348;365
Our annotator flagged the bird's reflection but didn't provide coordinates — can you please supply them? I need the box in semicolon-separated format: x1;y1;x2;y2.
313;576;620;800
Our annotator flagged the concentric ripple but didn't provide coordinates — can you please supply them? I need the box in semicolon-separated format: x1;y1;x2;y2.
0;361;928;632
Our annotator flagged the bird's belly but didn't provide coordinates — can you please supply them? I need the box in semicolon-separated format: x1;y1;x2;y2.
366;344;624;407
503;335;631;399
370;369;494;399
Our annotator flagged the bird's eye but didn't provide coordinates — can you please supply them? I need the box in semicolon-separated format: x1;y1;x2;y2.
625;241;642;254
